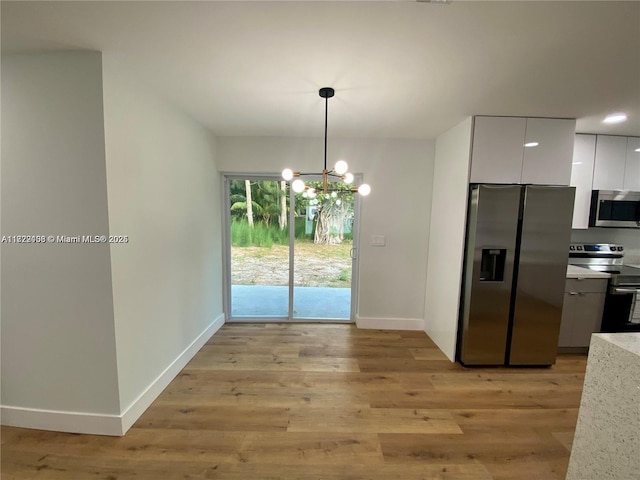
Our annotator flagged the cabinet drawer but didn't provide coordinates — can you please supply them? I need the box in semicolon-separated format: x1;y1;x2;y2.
565;278;608;293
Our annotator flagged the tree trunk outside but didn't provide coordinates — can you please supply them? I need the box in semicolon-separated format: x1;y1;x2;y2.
279;181;287;230
314;201;349;245
245;180;254;227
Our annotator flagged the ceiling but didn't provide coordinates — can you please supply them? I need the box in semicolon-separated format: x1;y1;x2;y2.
2;1;639;139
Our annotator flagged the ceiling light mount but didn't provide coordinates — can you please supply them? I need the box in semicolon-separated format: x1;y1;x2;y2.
318;87;335;99
282;87;370;196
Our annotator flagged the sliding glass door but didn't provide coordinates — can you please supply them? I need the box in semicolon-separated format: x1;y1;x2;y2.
224;175;358;322
228;178;290;318
292;179;354;320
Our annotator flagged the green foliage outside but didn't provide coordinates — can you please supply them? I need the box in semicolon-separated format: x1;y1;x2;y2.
232;219;312;247
231;217;351;247
231;220;288;247
229;179;353;247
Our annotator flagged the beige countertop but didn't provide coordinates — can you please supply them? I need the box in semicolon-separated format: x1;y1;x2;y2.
566;333;640;479
566;264;610;279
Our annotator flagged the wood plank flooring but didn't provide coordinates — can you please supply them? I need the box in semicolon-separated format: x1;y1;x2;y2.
1;323;588;479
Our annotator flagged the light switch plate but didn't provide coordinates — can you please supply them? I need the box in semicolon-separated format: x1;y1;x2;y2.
370;235;386;246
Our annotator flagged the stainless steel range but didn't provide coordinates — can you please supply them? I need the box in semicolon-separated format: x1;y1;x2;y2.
569;243;640;331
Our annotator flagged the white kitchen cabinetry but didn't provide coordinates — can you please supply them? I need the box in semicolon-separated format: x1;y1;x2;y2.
570;134;597;229
470;116;575;185
558;278;607;349
571;134;640;228
624;137;640;190
521;118;576;185
470;116;526;184
592;135;627;190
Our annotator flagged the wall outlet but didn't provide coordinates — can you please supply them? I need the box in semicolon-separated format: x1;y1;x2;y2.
370;235;386;246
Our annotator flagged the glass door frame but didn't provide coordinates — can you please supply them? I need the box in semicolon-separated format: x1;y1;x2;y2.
222;172;361;323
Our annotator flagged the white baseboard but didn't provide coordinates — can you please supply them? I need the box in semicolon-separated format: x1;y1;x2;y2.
0;406;123;436
355;315;425;331
1;314;225;436
120;313;225;433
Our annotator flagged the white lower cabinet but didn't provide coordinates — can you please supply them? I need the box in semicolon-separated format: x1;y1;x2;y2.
558;278;607;348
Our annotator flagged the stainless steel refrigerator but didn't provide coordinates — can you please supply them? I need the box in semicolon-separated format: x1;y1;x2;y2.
458;184;575;366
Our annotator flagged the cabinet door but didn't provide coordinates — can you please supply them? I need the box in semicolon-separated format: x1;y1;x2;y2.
593;135;627;190
559;291;606;348
470;116;526;184
558;292;576;347
623;137;640;191
570;135;596;229
521;118;576;185
570;293;606;347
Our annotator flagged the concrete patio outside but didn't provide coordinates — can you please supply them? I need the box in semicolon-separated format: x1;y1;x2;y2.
231;285;351;320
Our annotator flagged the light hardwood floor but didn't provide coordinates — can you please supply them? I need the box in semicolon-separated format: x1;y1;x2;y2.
1;323;587;479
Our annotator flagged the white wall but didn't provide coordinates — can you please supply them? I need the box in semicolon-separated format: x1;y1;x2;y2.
102;56;224;422
1;53;120;416
216;136;434;328
424;118;473;361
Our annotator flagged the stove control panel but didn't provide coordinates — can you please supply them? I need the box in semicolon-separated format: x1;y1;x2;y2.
569;244;625;266
569;243;624;254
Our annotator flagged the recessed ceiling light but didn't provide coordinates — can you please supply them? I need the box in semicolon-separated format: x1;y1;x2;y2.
635;148;640;153
524;142;539;148
603;113;627;124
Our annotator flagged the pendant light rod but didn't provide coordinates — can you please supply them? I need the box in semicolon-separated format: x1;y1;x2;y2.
319;87;334;172
324;94;328;172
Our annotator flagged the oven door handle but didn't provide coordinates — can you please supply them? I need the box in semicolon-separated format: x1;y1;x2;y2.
611;287;640;295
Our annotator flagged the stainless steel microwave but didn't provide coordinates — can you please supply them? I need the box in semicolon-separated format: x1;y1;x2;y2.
589;190;640;228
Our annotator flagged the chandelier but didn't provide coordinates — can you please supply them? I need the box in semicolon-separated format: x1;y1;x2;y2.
282;87;371;198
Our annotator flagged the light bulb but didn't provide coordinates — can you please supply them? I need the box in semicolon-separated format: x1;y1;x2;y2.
358;184;371;196
307;188;317;199
603;113;627;124
292;179;306;193
334;160;349;175
282;168;294;181
343;172;354;184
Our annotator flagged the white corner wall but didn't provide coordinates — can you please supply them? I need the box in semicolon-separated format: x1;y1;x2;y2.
101;56;224;429
1;53;121;426
424;118;473;361
216;136;434;329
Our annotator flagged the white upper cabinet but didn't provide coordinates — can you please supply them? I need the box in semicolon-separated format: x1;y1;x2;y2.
470;116;575;185
569;134;640;228
470;116;526;184
592;135;627;190
521;118;576;185
623;137;640;191
570;134;597;229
